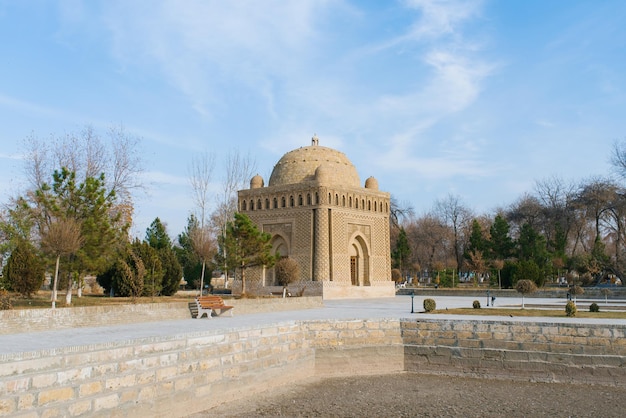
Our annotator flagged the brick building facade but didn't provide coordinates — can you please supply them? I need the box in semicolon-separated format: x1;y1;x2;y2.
237;136;395;299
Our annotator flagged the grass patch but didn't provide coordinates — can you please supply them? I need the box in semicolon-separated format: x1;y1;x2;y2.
433;307;626;319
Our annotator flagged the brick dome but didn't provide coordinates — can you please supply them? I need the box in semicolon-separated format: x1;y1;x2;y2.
268;139;361;188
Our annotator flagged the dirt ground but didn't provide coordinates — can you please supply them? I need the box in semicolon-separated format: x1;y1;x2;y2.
195;373;626;418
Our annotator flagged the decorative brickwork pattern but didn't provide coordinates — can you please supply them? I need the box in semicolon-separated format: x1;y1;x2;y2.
238;138;393;298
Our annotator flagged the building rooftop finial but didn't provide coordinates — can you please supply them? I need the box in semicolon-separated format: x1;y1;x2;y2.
312;133;319;146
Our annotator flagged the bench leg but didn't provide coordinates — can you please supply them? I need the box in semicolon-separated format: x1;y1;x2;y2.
197;309;213;319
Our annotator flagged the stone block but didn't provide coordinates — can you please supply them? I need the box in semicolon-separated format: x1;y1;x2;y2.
0;397;16;415
17;393;35;410
37;387;74;406
68;399;91;416
119;388;139;404
503;350;529;362
93;394;119;412
156;367;178;382
138;385;157;401
105;374;136;390
5;376;30;393
79;381;103;397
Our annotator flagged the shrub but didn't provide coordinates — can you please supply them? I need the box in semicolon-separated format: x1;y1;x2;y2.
4;240;45;297
0;289;12;310
423;298;436;312
570;285;584;301
565;301;577;317
391;268;402;283
515;279;537;309
275;257;300;287
473;300;481;309
589;302;600;313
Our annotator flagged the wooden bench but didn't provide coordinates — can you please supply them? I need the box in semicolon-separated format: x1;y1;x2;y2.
194;296;234;319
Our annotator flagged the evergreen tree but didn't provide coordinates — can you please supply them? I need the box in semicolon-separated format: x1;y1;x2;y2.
218;213;276;295
112;246;145;299
32;167;124;301
132;239;163;297
465;219;486;259
517;223;549;267
159;247;183;296
514;259;544;287
392;227;410;276
145;218;182;296
175;214;203;290
488;214;514;260
3;239;45;297
146;217;171;250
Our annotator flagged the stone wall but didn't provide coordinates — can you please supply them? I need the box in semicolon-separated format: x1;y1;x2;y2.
402;319;626;387
1;317;625;416
0;297;324;335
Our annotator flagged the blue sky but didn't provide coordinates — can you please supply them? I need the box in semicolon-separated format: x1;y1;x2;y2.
1;0;625;238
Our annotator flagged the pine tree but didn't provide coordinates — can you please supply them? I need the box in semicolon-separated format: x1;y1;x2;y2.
159;248;183;296
146;217;171;250
175;214;203;290
4;239;45;297
145;218;182;296
132;239;163;298
218;213;276;295
392;227;410;277
488;214;514;260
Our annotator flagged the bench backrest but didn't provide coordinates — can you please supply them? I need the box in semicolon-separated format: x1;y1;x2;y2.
196;296;226;306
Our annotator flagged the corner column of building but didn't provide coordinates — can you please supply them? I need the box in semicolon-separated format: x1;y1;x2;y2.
313;207;330;281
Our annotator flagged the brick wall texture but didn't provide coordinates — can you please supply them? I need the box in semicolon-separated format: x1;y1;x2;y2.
237;140;394;298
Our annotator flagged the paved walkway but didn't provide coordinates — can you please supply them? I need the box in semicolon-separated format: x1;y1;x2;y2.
2;295;626;357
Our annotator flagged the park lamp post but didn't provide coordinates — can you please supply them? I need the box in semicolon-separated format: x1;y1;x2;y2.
410;290;415;313
487;290;490;307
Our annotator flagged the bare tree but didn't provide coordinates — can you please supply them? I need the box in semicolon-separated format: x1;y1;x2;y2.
40;218;83;308
212;150;257;232
492;259;504;289
466;249;486;286
507;193;544;234
108;125;144;205
610;138;626;179
575;177;619;244
190;225;215;295
533;175;577;253
189;151;216;228
390;196;415;229
434;194;473;272
22;124;144;229
211;151;256;287
405;214;452;279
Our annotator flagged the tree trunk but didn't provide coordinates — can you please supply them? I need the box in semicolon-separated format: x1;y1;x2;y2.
65;287;72;305
65;272;73;306
51;255;60;309
241;266;246;296
199;260;206;296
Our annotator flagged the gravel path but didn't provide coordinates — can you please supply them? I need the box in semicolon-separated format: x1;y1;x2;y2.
195;373;626;417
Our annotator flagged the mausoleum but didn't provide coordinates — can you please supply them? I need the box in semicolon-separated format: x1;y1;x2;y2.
237;135;395;299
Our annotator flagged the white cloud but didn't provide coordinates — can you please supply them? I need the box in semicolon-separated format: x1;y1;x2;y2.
403;0;483;41
101;1;333;119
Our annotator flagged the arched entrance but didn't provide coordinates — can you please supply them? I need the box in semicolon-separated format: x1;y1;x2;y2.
349;235;370;286
265;235;289;286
